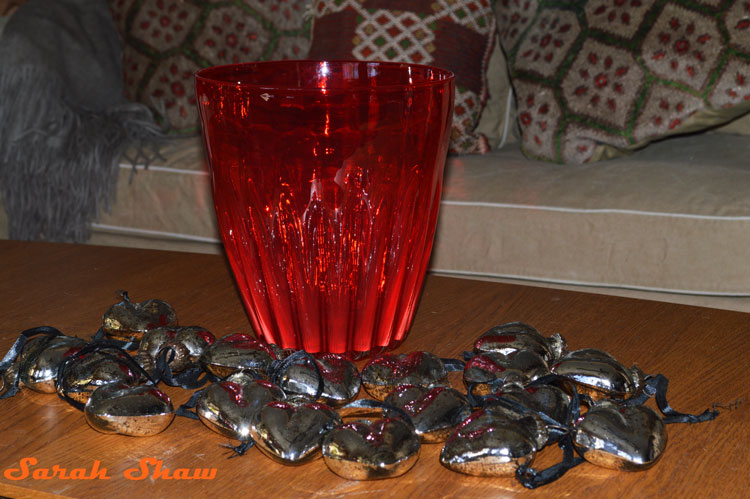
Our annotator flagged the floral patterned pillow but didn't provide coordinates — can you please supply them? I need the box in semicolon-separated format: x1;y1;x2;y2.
495;0;750;163
307;0;496;155
108;0;311;134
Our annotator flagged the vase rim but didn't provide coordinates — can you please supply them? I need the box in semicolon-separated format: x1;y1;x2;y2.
194;59;455;93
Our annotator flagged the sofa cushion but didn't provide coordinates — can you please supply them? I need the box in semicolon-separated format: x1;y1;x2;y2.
90;137;220;253
108;0;311;134
495;0;750;163
432;133;750;295
307;0;496;155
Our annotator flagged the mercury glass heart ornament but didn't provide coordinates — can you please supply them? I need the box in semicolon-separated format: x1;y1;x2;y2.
102;294;177;343
473;322;567;363
196;373;285;441
18;335;87;393
200;333;277;378
139;326;216;373
275;353;361;407
322;416;421;480
361;351;448;400
440;404;548;477
1;365;16;394
463;350;549;396
84;383;175;436
384;385;472;443
249;401;341;465
573;400;667;470
486;383;571;432
551;349;644;401
56;348;141;403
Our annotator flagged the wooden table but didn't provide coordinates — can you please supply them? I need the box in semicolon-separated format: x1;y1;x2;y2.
0;240;747;498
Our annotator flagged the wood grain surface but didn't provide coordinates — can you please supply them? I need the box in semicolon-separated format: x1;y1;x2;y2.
0;240;747;498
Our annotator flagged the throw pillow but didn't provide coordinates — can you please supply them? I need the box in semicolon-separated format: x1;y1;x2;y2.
475;35;517;150
717;111;750;134
108;0;312;134
495;0;750;163
307;0;496;155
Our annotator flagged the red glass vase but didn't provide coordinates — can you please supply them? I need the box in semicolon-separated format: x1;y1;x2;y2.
196;60;454;357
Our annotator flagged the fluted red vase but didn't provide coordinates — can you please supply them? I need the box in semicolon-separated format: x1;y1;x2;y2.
196;60;454;358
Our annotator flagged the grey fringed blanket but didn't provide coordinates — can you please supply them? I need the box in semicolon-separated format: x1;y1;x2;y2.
0;0;164;242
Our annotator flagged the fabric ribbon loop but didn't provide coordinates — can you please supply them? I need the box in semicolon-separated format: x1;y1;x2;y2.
516;434;585;489
640;374;719;424
441;357;466;372
175;388;205;421
514;375;584;488
268;350;325;402
91;327;138;351
221;440;255;458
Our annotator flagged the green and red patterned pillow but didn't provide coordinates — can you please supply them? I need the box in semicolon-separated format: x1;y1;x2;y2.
307;0;496;155
108;0;311;134
496;0;750;163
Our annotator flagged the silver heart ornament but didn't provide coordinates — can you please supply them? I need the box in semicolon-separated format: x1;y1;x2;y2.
487;382;572;432
84;383;174;436
139;326;215;373
196;372;285;441
361;351;448;400
56;349;141;403
463;350;549;396
384;385;472;443
200;333;277;378
276;353;361;407
440;404;548;477
250;401;341;465
18;335;87;393
573;400;667;470
322;416;421;480
473;322;567;363
551;349;644;401
102;296;177;343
